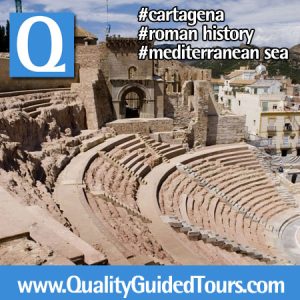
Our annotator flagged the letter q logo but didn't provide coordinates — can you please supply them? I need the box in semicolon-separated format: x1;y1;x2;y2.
10;13;74;78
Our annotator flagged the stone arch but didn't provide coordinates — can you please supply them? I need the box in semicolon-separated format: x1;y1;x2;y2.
118;83;150;118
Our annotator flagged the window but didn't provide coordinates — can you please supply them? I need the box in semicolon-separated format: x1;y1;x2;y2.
284;123;292;131
281;149;288;157
262;102;268;112
292;174;298;184
238;100;241;106
128;66;137;79
253;120;256;125
273;105;278;110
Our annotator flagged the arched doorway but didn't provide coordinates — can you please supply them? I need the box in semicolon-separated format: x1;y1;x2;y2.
120;86;146;118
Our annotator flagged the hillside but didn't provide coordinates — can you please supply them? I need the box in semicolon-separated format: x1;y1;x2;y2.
190;44;300;83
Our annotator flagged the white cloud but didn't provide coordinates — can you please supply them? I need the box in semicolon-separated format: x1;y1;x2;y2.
0;0;299;46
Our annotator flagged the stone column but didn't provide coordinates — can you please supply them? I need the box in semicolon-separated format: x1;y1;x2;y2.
154;80;165;118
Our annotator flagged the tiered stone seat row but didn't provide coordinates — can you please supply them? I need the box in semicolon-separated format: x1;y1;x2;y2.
85;156;139;210
0;89;77;118
104;135;187;180
138;134;187;161
158;147;294;263
86;192;173;264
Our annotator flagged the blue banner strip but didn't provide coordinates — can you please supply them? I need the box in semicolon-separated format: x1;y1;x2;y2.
0;266;298;300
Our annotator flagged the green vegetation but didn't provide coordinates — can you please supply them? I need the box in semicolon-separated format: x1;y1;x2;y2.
190;45;300;83
267;60;300;84
191;59;256;78
0;20;9;52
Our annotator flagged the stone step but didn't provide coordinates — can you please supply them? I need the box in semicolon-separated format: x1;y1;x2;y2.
118;138;140;150
159;144;183;155
130;159;145;173
22;97;51;108
28;110;41;118
155;144;170;151
164;148;186;159
124;154;145;169
23;102;52;113
135;164;151;178
27;206;108;265
80;135;105;152
127;142;146;152
119;151;138;165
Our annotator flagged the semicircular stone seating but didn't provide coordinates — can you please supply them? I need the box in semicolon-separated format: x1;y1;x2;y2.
157;144;299;264
78;135;300;265
83;134;187;264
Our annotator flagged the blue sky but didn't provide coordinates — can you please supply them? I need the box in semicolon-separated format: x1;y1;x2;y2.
0;0;299;47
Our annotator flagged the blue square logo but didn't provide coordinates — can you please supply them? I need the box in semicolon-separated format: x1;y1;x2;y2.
10;13;74;78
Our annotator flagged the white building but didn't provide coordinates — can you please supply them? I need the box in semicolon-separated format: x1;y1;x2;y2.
233;85;285;136
217;66;258;109
215;64;300;156
218;64;285;136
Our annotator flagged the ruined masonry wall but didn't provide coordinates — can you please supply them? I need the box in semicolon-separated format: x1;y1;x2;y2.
0;58;79;92
106;118;174;135
207;115;246;145
71;68;113;129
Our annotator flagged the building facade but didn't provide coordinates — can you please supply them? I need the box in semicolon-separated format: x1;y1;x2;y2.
213;64;300;156
260;109;300;156
106;37;165;119
232;79;285;135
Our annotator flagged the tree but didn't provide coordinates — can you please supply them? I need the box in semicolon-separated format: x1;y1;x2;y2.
5;20;9;52
0;20;9;52
0;25;5;52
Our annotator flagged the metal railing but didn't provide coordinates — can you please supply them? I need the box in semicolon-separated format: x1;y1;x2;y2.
281;142;292;149
283;124;293;132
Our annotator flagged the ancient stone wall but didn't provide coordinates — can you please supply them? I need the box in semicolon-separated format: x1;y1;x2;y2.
71;68;113;130
188;81;209;146
158;60;212;81
164;94;197;128
107;52;153;80
207;115;246;145
75;43;108;70
106;118;173;135
182;81;194;105
0;105;86;151
105;38;153;81
154;80;165;118
157;60;211;96
0;58;79;92
164;95;178;120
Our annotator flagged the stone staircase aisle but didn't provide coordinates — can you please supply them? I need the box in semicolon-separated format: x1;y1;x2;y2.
252;148;298;208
